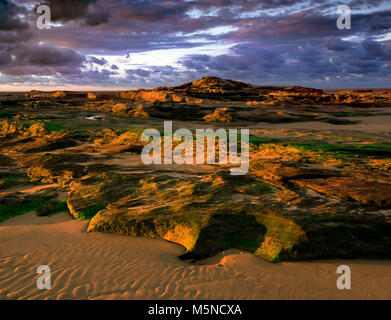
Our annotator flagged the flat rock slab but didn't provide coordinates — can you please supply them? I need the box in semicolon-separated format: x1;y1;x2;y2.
293;176;391;208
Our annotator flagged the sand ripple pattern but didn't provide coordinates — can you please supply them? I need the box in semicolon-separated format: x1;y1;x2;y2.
1;212;390;300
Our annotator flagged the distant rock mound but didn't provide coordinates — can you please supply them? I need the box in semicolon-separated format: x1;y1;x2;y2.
173;76;323;94
24;77;325;106
20;76;391;111
175;76;254;93
165;76;324;101
25;90;85;99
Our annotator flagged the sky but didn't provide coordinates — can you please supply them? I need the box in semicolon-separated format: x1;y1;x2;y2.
0;0;390;90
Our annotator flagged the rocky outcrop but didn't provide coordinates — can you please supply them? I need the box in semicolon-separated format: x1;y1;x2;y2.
25;90;86;99
203;107;232;123
293;177;391;208
136;90;171;103
0;189;60;223
72;169;391;262
2;76;391;263
18;77;391;112
87;92;97;99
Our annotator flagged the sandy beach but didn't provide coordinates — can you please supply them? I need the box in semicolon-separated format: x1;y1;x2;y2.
253;114;391;136
1;211;390;300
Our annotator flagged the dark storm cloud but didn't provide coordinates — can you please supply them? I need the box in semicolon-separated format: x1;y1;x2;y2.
0;43;85;76
14;44;84;66
86;56;108;65
131;68;151;77
1;0;390;88
28;1;389;55
362;39;391;60
223;9;391;44
0;0;28;31
34;28;208;52
43;0;94;21
324;37;350;51
70;68;117;81
123;64;196;88
178;36;391;86
0;45;12;66
84;5;110;26
0;30;32;44
35;0;110;26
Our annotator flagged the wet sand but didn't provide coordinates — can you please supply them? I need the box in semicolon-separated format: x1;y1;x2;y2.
253;114;391;136
1;211;390;300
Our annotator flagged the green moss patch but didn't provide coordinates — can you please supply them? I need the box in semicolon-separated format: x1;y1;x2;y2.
0;173;29;190
78;203;106;220
0;198;68;223
290;142;391;159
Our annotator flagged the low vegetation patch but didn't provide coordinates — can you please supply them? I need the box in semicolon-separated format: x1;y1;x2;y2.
204;107;232;123
0;197;68;223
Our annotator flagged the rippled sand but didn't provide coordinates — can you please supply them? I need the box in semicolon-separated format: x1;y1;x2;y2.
1;212;390;300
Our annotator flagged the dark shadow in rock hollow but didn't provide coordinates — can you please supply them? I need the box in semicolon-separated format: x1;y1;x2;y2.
179;213;267;262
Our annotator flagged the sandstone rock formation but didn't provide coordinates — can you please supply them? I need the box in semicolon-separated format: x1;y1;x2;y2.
1;76;391;262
